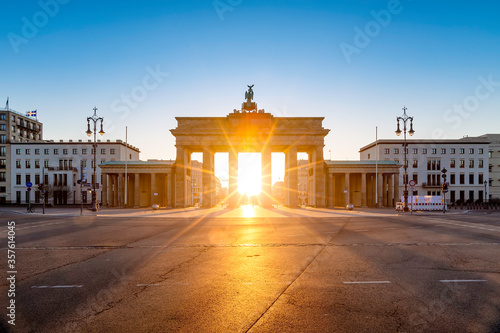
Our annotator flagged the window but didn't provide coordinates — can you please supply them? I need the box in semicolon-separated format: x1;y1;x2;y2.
450;174;456;185
412;148;418;154
91;160;95;168
460;148;465;154
459;174;465;185
460;160;465;168
479;174;484;184
91;148;96;154
63;149;68;155
35;174;40;184
44;160;49;168
478;148;483;154
0;186;5;193
441;148;446;154
431;148;437;154
16;160;21;168
0;159;5;169
44;149;49;155
0;147;5;156
367;153;370;159
0;124;5;130
81;160;87;167
450;148;455;154
25;160;31;168
450;160;455;168
412;160;418;168
394;159;399;164
469;159;474;168
73;148;78;155
35;149;40;155
26;149;30;155
110;148;116;155
469;174;474;185
101;148;106;155
412;174;418;184
16;175;21;185
0;114;5;120
54;149;59;155
469;148;474;154
16;149;21;155
479;159;483;168
0;135;5;143
422;148;427;154
35;160;40;168
82;149;87;155
0;172;5;182
394;148;399;154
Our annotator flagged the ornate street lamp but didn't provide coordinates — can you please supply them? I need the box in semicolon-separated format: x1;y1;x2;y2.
86;107;104;212
395;106;414;212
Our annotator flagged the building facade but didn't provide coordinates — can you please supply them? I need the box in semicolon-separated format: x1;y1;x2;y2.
360;137;490;204
480;134;500;201
0;108;44;203
6;139;139;205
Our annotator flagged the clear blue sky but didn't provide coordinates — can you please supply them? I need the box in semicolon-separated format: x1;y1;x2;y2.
2;0;500;168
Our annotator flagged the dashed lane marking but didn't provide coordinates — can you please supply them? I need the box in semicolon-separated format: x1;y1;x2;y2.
136;283;188;287
439;279;487;283
343;281;391;284
31;285;83;289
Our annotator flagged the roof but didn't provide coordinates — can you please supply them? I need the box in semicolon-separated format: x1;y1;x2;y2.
359;137;491;152
100;160;174;166
326;160;401;166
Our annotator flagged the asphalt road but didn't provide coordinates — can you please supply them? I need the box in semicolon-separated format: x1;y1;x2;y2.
1;207;500;332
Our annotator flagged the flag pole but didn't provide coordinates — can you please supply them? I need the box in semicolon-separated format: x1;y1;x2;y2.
124;126;128;207
375;126;378;207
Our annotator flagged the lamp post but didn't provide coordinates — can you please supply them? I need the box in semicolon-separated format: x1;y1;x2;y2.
86;107;104;212
395;106;414;212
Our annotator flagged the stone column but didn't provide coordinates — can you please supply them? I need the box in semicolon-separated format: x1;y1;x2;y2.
134;173;140;207
203;147;215;208
377;173;383;208
388;174;394;207
345;173;350;206
167;173;172;207
361;172;367;207
102;173;108;206
175;146;187;207
314;145;325;207
228;148;239;208
328;174;334;208
286;146;298;208
383;174;388;207
118;173;124;207
261;147;272;208
151;173;156;206
394;172;400;204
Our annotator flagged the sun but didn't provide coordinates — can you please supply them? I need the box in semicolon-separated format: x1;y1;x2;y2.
238;153;262;195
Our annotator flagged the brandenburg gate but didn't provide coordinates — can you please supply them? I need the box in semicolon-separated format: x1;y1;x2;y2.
170;85;330;208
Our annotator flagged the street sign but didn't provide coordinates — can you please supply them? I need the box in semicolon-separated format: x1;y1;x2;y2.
409;180;416;186
26;182;32;188
27;187;31;192
82;183;91;188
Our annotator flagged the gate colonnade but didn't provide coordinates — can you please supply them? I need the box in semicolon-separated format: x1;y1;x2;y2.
170;111;330;208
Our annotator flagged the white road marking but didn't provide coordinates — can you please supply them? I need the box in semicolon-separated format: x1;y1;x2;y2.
136;283;188;287
32;285;83;288
242;282;292;285
343;281;391;284
439;279;487;283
